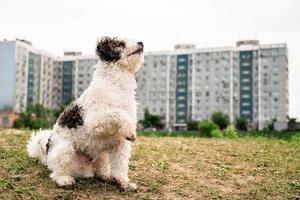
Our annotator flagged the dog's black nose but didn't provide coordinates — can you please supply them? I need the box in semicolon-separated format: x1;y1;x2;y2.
137;42;144;48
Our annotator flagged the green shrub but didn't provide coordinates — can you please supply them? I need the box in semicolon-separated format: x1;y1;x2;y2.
198;120;219;137
211;129;223;138
139;108;163;130
235;117;248;131
13;104;54;129
211;112;229;130
267;118;277;131
289;132;300;142
223;125;238;138
187;120;199;131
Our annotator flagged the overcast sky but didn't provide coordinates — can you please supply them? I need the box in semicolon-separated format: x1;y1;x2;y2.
1;0;299;119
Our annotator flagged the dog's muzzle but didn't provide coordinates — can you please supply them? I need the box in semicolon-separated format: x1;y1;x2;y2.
127;42;144;56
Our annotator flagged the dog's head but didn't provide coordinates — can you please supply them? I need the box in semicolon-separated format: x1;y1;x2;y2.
96;37;144;73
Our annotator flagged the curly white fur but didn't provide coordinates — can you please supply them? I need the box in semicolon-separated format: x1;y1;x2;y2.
27;37;143;191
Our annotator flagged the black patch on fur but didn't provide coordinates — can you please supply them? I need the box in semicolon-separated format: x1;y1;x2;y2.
58;103;84;129
96;37;125;63
46;137;52;154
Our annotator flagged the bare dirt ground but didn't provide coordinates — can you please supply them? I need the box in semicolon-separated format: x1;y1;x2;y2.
0;129;299;199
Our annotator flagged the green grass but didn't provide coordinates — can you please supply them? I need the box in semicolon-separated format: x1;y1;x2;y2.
0;129;299;199
138;130;300;142
242;130;300;142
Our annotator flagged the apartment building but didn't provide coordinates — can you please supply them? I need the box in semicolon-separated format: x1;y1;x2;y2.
0;39;53;113
0;39;98;127
136;40;288;130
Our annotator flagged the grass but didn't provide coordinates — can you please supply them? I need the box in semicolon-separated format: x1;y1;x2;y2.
0;129;299;199
138;130;300;142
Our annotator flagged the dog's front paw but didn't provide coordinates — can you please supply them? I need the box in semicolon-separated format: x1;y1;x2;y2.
119;182;138;192
55;175;75;189
96;174;110;182
120;124;137;142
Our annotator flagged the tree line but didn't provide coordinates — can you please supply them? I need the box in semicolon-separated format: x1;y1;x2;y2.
13;103;67;129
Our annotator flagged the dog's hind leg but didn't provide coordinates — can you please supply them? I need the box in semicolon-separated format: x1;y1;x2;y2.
109;141;137;191
46;141;76;188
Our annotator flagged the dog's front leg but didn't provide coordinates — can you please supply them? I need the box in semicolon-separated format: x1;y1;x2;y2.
94;152;110;181
109;141;137;191
87;112;136;140
113;111;136;142
118;118;137;142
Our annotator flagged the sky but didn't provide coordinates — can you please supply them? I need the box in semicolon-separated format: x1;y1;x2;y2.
0;0;299;119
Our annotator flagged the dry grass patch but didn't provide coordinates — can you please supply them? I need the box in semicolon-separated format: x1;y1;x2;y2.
0;129;299;199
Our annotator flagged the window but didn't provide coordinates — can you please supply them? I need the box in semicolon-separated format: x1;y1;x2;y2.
242;102;250;106
177;73;186;78
242;54;251;59
178;58;186;62
223;83;229;88
242;78;250;83
178;104;185;108
178;88;186;93
178;65;186;70
242;62;250;67
242;110;250;115
178;111;185;116
242;94;250;98
263;65;268;70
242;86;250;91
178;81;186;86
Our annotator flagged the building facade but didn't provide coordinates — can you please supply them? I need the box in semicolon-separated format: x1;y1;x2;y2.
136;40;288;130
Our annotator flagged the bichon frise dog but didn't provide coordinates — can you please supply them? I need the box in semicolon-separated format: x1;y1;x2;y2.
27;37;144;191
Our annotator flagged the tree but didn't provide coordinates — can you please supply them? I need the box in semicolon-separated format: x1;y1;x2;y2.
211;111;230;130
139;108;163;130
268;118;277;131
187;120;199;131
235;117;248;131
287;116;297;131
13;104;54;129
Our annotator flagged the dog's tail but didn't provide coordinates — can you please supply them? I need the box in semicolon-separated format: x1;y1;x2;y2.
27;129;53;162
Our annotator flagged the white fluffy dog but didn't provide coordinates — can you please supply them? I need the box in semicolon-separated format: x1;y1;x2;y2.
27;37;144;191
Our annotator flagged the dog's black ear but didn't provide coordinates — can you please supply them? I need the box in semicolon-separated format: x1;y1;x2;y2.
96;37;122;63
